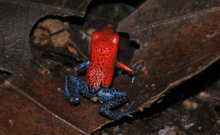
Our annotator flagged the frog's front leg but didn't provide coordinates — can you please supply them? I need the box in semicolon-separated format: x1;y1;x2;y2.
72;61;90;76
97;88;134;120
116;61;144;83
59;75;96;105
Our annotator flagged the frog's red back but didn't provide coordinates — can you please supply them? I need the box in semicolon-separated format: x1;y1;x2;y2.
86;26;119;89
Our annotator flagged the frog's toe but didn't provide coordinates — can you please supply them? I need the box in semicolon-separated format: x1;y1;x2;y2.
58;89;64;93
68;97;80;105
120;112;133;118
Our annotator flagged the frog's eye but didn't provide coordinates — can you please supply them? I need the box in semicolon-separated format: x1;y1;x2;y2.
91;31;100;41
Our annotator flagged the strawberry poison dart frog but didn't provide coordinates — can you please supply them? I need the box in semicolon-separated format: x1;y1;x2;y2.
59;26;138;120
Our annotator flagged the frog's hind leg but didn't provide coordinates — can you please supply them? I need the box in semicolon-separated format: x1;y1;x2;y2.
97;88;135;120
59;76;96;105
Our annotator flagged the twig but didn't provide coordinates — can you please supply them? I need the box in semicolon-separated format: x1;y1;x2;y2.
69;39;89;60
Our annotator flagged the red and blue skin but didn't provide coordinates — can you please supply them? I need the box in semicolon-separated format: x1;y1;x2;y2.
60;26;137;120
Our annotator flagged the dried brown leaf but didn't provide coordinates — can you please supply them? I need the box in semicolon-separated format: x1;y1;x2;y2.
116;0;220;111
0;66;112;134
0;0;91;72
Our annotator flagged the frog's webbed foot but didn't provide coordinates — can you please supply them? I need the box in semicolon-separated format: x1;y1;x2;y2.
59;75;96;105
97;88;134;120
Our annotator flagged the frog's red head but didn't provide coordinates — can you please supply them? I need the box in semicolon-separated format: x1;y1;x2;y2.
91;26;119;48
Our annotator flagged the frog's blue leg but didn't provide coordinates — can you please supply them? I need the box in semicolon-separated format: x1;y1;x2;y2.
72;61;90;75
97;88;135;120
59;75;96;105
59;61;93;104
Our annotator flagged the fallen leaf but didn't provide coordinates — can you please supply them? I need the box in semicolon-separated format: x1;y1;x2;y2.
0;0;91;72
0;66;114;134
116;0;220;111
